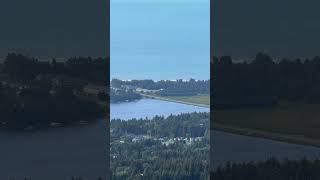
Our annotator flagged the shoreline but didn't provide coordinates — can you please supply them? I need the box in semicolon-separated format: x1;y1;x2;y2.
141;95;320;147
0;117;105;133
139;93;210;108
212;123;320;148
112;95;320;148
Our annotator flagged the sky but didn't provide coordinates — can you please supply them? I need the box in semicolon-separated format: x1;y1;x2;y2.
1;0;319;58
212;0;320;58
111;0;209;3
111;0;210;80
0;0;108;58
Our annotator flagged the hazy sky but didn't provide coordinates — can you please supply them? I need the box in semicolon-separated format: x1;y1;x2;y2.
2;0;318;59
111;0;210;80
0;0;108;58
212;0;320;58
111;0;208;3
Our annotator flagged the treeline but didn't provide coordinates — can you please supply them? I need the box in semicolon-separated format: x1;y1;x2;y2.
111;79;209;96
8;177;105;180
111;141;209;180
0;53;107;130
111;112;209;138
212;52;320;109
0;83;103;130
110;89;142;103
2;53;109;85
211;158;320;180
111;112;209;180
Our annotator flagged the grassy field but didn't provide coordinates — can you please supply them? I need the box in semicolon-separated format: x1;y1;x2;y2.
164;94;210;106
140;93;210;108
213;101;320;141
140;92;320;145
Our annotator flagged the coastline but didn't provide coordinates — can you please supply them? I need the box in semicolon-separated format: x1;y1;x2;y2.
212;123;320;148
112;94;320;148
139;94;320;148
139;93;210;108
0;118;105;133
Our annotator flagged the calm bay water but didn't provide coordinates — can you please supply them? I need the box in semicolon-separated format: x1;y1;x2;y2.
211;131;320;169
111;98;209;120
0;120;107;179
110;0;210;80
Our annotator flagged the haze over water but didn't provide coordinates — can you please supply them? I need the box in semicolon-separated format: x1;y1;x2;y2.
111;0;210;80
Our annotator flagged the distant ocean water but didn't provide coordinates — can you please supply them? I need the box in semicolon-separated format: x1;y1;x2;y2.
111;0;210;80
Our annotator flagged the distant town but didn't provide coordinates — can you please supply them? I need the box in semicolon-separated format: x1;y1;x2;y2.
110;112;209;179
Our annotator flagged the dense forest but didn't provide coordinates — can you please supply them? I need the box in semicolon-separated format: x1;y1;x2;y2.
8;177;105;180
2;53;108;85
111;140;209;180
0;84;102;130
0;53;108;130
111;79;209;96
111;112;209;180
211;158;320;180
111;112;209;138
110;89;142;103
212;52;320;109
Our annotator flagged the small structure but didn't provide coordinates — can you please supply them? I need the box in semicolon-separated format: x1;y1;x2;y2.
52;75;87;90
83;84;107;97
135;88;162;94
122;85;136;91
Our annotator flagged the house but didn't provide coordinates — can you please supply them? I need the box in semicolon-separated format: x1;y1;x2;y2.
135;88;162;94
35;74;55;81
52;75;87;90
83;84;107;97
122;85;136;90
132;135;148;143
162;139;175;146
2;80;21;89
0;73;10;86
